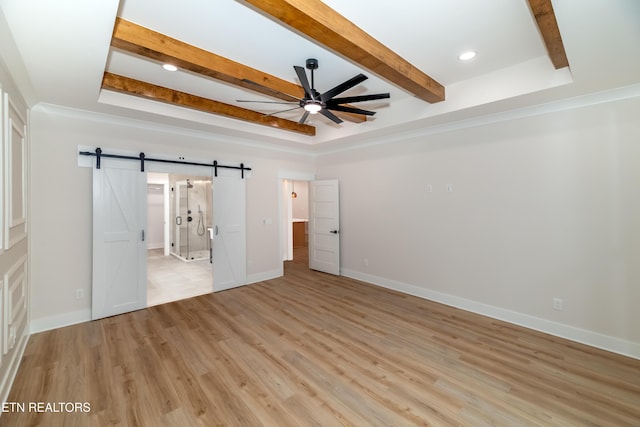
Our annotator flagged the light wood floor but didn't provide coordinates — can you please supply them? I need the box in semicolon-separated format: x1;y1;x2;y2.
4;258;640;426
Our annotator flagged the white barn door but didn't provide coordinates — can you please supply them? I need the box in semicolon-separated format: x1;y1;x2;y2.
92;162;147;320
212;170;247;291
309;179;340;275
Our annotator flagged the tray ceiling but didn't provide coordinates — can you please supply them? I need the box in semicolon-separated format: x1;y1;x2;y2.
1;0;639;150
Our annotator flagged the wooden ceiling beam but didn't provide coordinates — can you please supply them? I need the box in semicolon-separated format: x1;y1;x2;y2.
110;18;366;123
101;72;316;136
527;0;569;69
111;17;303;101
239;0;445;103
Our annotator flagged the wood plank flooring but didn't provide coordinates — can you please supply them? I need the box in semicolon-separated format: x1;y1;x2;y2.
4;259;640;426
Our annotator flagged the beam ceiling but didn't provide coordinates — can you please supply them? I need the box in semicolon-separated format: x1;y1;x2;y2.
527;0;570;69
104;2;567;136
108;18;366;127
102;72;316;136
111;17;303;102
239;0;445;103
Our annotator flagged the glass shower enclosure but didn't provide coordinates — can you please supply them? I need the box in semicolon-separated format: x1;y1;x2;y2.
172;177;212;262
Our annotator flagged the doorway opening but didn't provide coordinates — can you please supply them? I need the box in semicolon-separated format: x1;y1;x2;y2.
88;148;248;320
146;172;213;307
283;179;310;268
282;178;341;276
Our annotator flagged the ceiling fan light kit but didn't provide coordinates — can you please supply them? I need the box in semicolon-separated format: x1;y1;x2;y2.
303;102;322;114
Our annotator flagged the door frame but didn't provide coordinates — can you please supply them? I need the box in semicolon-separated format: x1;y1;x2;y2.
278;171;315;275
81;147;248;316
146;173;170;256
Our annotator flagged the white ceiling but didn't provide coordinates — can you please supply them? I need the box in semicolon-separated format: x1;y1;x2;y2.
1;0;639;151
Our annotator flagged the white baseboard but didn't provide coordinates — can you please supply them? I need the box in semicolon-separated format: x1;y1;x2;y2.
29;269;639;359
0;333;29;409
28;267;285;333
342;268;640;360
30;309;92;334
246;268;282;285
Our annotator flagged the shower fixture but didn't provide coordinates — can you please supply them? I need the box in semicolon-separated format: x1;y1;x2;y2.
197;204;205;236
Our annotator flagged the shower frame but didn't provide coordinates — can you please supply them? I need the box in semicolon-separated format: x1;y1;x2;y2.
172;178;211;262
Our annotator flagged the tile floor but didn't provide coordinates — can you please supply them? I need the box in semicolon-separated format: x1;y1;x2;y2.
148;243;308;307
147;248;213;307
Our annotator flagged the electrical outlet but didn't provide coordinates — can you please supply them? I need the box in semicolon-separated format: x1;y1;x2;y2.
363;258;369;267
446;183;454;193
75;289;84;300
552;297;564;311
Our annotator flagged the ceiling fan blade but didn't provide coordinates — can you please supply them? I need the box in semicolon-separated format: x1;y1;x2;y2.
320;73;368;102
326;105;377;116
298;110;310;124
320;108;344;124
294;65;315;100
264;106;302;117
236;100;299;104
327;93;390;105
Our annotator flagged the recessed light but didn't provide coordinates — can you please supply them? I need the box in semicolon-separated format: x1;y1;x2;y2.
162;64;178;72
458;51;477;61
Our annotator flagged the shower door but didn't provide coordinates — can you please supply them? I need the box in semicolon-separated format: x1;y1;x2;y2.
174;180;190;259
173;178;211;261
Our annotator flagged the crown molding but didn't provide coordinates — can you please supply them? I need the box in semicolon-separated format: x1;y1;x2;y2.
31;82;640;158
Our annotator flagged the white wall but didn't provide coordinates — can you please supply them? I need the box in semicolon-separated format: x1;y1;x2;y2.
0;26;30;404
26;90;640;360
28;107;315;331
316;95;640;358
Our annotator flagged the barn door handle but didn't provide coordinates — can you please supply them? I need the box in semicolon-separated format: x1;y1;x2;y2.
141;229;145;242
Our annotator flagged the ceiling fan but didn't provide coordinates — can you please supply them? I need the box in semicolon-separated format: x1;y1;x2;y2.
237;58;390;125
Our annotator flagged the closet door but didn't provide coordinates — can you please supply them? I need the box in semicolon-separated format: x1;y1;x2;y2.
212;169;246;291
92;161;147;319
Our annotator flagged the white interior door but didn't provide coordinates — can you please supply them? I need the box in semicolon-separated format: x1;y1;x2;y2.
212;170;247;291
309;179;340;275
92;162;147;320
